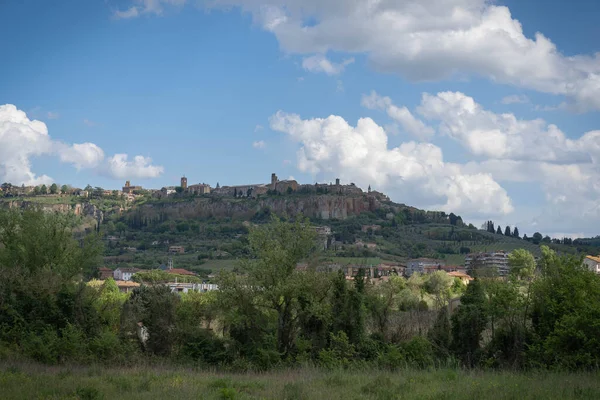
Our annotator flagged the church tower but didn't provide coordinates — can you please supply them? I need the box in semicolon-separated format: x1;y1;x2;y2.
181;176;188;190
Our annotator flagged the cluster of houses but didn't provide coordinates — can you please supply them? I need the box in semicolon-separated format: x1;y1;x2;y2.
96;265;218;294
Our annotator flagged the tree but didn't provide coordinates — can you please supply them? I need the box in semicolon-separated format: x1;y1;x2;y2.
33;186;41;195
115;222;127;235
532;232;543;244
513;227;520;238
542;235;551;243
61;184;69;194
365;276;405;339
530;248;600;368
0;208;102;356
496;226;502;235
40;184;47;194
424;271;453;309
449;213;459;226
49;183;58;194
451;279;488;367
84;184;93;192
504;226;511;236
217;216;323;359
122;285;179;356
429;307;451;357
508;249;536;280
175;186;184;194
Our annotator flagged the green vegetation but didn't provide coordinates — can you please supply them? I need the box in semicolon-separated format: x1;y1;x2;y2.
2;364;600;400
2;209;600;373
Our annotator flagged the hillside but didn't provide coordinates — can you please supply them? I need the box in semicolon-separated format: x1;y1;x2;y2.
1;189;590;274
95;192;588;274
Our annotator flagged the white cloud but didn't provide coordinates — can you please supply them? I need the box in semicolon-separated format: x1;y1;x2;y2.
83;119;95;127
362;91;435;140
301;54;354;76
417;91;597;163
336;80;344;92
0;104;164;185
501;95;529;104
269;110;513;217
106;154;164;179
190;0;600;111
252;140;266;149
254;124;264;132
46;111;60;119
0;104;54;185
58;143;105;170
114;6;139;19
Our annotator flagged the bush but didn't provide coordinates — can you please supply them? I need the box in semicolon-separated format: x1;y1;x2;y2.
399;336;435;368
177;328;232;365
318;332;357;369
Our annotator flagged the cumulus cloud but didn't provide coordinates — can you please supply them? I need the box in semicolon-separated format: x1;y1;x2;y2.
0;104;54;185
58;143;105;170
269;110;513;216
302;54;354;76
417;91;599;163
252;140;266;149
0;104;164;184
196;0;600;111
106;154;164;179
501;95;529;105
116;0;600;109
362;91;435;140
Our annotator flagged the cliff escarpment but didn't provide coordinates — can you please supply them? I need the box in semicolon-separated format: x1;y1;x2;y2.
128;193;392;223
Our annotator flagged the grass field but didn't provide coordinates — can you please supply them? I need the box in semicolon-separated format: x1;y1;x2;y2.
2;363;599;400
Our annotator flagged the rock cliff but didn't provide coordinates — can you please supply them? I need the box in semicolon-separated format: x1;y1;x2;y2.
127;193;394;224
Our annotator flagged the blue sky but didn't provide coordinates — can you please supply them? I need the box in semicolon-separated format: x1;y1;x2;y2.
1;0;599;237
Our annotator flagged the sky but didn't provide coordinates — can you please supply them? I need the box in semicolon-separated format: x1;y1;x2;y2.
1;0;600;238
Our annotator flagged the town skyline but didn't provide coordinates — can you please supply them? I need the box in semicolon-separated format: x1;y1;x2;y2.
1;0;600;238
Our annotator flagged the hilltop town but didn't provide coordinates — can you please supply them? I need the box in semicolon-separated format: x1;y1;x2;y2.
0;172;389;203
3;172;599;294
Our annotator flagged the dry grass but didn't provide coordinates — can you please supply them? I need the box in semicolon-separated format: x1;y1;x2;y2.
1;362;600;399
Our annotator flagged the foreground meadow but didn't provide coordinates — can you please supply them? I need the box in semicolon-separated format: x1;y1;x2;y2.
1;363;600;400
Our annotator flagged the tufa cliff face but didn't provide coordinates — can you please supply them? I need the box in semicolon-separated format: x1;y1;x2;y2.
127;193;391;224
1;201;121;224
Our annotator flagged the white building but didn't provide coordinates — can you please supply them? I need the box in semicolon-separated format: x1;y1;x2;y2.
405;258;445;276
583;255;600;274
167;282;219;294
113;267;140;281
465;251;510;276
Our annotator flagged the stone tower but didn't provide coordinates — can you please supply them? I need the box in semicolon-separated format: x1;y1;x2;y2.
181;176;188;189
271;173;278;190
125;180;130;188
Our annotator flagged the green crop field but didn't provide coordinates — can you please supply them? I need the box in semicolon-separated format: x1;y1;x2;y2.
1;363;599;400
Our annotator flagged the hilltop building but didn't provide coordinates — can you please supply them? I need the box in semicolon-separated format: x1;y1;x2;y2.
122;181;143;194
180;176;188;190
188;183;211;195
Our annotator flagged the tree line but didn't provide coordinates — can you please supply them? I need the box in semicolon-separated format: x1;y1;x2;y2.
1;209;599;371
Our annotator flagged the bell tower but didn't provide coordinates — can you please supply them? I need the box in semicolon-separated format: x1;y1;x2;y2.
181;176;188;190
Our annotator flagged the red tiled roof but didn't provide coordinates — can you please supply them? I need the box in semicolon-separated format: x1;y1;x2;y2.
448;271;473;280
